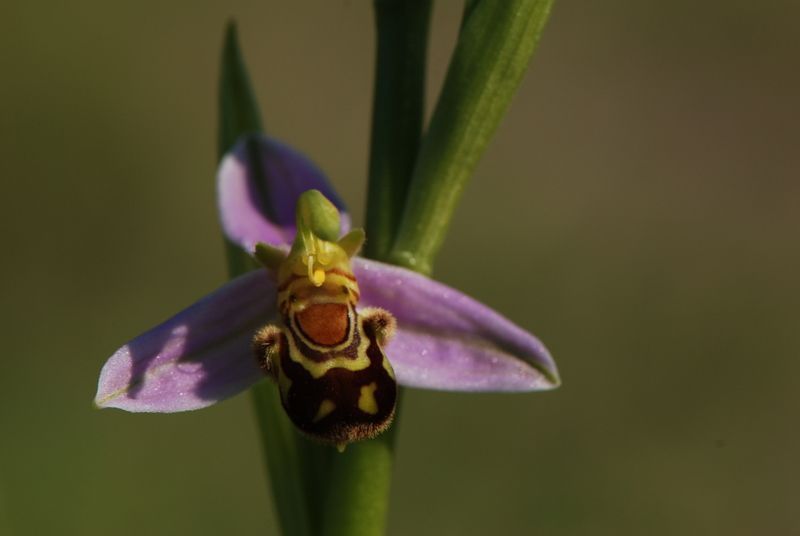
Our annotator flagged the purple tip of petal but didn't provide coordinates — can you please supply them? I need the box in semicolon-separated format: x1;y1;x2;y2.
94;271;277;413
217;135;350;252
353;258;560;392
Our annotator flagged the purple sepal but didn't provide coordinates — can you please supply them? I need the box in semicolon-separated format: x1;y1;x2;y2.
217;135;350;252
94;270;275;412
353;258;560;392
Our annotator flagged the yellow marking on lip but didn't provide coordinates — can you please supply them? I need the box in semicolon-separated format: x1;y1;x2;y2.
313;399;336;422
285;330;370;379
358;382;379;415
278;273;359;294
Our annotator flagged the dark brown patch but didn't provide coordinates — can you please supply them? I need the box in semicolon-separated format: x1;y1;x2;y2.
278;316;397;445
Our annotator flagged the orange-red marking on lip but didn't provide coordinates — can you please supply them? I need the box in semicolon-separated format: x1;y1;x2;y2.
296;303;349;346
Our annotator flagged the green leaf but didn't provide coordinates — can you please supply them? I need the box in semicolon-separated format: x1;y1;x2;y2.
390;0;554;275
218;21;263;157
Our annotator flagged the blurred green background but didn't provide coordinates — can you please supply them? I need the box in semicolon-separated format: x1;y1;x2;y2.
2;1;799;534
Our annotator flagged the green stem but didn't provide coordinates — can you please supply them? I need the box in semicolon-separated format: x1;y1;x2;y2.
320;3;430;535
389;0;554;274
364;0;432;260
320;426;399;536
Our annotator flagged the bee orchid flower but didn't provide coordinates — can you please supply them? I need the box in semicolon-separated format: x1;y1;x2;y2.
94;135;560;421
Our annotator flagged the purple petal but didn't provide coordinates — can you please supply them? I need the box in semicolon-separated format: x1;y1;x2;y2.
95;270;276;412
217;135;350;251
354;258;560;392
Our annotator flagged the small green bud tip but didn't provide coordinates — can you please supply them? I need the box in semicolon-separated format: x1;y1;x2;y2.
254;243;287;271
296;190;341;242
